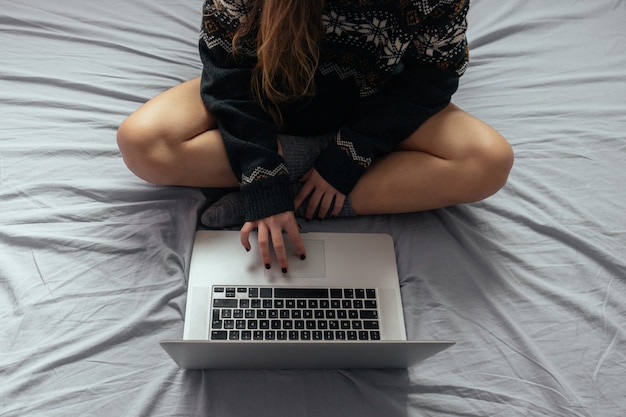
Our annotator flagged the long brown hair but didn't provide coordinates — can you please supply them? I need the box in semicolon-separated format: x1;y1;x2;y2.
233;0;325;125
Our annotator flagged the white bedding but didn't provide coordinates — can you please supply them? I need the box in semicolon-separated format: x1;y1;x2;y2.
1;1;624;416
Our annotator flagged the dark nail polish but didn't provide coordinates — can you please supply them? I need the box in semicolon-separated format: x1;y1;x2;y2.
300;254;306;260
282;268;288;274
245;247;250;252
265;264;271;269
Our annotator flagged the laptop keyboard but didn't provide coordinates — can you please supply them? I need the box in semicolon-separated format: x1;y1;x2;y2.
209;286;381;341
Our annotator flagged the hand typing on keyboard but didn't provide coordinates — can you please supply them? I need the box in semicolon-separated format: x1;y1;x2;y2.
240;211;306;273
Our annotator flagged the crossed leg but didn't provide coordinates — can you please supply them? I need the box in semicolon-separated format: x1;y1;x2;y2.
350;103;514;214
117;77;238;188
117;77;513;217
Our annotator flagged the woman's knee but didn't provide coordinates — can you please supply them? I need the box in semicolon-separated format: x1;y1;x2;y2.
117;112;173;185
468;130;514;200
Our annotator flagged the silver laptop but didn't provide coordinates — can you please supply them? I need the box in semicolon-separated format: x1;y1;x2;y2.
161;230;454;369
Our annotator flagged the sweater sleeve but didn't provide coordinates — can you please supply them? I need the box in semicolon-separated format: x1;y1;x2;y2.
314;0;470;195
199;1;293;221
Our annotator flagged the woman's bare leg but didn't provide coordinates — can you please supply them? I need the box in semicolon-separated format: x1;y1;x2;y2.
350;103;514;214
117;77;238;188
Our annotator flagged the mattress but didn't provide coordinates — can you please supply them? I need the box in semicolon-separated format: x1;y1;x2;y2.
1;0;624;416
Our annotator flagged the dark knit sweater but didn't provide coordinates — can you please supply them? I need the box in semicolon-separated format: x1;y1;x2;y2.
199;0;470;222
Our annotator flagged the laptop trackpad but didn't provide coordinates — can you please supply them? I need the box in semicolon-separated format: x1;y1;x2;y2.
265;239;326;279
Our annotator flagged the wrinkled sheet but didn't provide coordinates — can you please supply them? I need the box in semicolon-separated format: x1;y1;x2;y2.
1;0;624;416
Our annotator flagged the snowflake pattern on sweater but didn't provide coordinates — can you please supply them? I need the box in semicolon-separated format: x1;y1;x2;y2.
200;0;470;221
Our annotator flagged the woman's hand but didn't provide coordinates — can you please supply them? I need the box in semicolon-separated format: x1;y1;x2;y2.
294;168;346;220
240;211;306;273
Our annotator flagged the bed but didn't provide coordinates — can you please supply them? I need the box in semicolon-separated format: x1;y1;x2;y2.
1;0;624;416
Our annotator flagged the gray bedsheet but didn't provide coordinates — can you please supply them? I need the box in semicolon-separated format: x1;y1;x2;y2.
1;0;624;416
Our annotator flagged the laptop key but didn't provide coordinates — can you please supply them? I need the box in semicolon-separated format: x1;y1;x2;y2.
360;310;378;319
211;330;228;340
274;288;329;298
213;299;237;308
363;320;379;329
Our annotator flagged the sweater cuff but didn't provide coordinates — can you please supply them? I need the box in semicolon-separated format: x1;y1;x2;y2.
314;131;371;195
241;175;294;222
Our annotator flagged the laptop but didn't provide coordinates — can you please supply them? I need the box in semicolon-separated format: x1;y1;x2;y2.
160;230;454;369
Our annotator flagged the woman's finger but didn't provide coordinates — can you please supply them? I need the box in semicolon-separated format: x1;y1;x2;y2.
331;193;346;218
284;219;306;261
294;179;314;211
317;191;336;219
256;223;271;270
240;222;254;252
306;188;324;220
269;224;288;273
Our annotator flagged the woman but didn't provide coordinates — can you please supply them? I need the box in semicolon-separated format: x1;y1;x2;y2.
117;0;513;273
